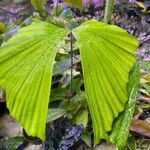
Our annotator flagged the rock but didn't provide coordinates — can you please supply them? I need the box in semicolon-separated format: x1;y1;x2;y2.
93;143;117;150
0;89;5;102
0;114;22;138
24;143;42;150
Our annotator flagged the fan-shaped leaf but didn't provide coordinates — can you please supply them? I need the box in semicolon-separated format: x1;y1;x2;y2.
72;19;138;144
0;20;69;140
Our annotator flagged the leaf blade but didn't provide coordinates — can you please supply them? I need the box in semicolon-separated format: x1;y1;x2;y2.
47;109;66;123
0;20;69;140
72;19;138;144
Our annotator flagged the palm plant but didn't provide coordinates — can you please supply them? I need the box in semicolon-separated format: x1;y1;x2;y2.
0;0;140;149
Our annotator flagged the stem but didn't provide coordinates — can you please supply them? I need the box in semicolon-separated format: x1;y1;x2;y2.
104;0;115;23
52;0;59;16
55;0;59;16
70;31;73;93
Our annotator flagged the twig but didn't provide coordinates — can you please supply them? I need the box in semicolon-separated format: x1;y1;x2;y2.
70;31;74;93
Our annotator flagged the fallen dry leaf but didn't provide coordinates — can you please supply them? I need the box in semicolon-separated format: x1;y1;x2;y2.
131;118;150;138
138;96;150;103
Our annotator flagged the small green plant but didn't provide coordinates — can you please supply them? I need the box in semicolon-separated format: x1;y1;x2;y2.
0;0;140;149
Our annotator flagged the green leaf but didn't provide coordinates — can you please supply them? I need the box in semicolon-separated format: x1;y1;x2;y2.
53;57;80;76
81;131;92;148
127;136;137;150
75;109;88;128
47;108;66;123
31;0;48;12
50;87;68;102
0;20;69;140
141;60;150;72
60;8;75;20
63;0;82;8
0;22;6;32
72;19;138;144
109;63;140;150
0;137;24;150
